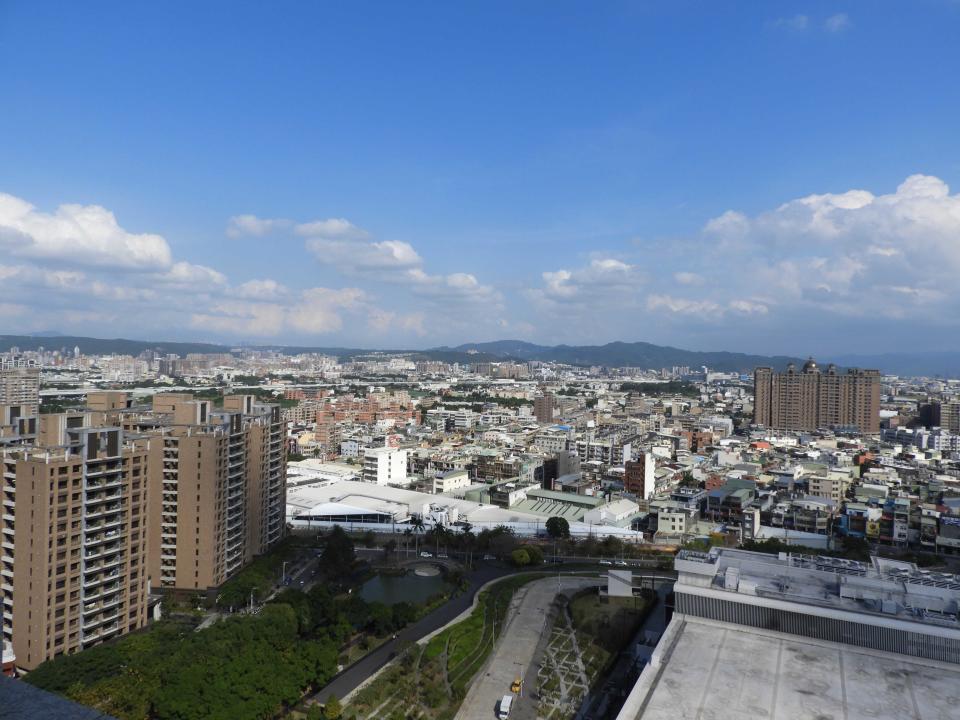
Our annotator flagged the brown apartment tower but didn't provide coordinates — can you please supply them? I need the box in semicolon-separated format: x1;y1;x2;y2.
534;391;555;424
1;410;151;670
0;367;40;417
753;359;880;433
105;393;286;593
1;392;285;672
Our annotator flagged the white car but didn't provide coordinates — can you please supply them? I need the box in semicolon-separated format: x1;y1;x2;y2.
599;559;612;566
420;551;433;558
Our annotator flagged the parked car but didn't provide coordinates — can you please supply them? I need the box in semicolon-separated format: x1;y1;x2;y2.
483;554;496;560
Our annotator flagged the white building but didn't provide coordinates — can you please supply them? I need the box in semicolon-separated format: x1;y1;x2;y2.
362;447;408;486
340;438;362;457
583;498;640;526
434;469;472;494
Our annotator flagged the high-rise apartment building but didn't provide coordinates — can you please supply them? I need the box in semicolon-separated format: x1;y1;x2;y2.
0;390;285;672
624;453;655;499
753;359;880;433
0;368;40;417
534;392;555;424
1;411;150;670
936;400;960;433
113;393;285;592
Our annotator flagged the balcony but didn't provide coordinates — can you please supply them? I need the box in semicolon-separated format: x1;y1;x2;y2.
85;490;123;506
83;569;120;589
85;529;122;547
85;504;122;520
85;555;122;576
85;582;121;602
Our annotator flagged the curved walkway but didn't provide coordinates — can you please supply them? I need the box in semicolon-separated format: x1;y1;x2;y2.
308;564;514;705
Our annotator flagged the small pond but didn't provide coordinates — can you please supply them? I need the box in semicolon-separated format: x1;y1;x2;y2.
359;566;452;605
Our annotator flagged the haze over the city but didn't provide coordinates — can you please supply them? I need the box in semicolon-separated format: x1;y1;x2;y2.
1;1;959;355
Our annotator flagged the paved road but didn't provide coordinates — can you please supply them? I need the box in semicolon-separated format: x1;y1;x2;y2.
310;563;515;704
454;576;599;720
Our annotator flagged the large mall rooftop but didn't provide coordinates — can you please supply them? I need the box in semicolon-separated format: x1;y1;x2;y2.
617;616;960;720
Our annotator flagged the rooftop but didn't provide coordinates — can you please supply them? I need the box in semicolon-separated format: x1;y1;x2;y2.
618;616;960;720
676;547;960;630
0;676;118;720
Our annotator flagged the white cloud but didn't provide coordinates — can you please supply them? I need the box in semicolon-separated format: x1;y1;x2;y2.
191;287;368;337
728;299;769;315
367;308;426;335
191;300;288;336
287;287;366;334
824;13;850;33
646;294;723;316
407;269;500;303
156;261;227;287
307;236;423;270
0;193;172;269
685;173;960;324
295;218;370;240
772;14;809;31
226;214;291;238
230;278;289;300
292;217;423;271
674;271;703;286
536;257;642;304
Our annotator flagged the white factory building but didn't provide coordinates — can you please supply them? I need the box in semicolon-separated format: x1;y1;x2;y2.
286;478;646;540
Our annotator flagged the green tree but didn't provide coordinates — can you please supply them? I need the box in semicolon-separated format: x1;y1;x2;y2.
368;602;395;635
511;548;531;566
324;694;342;719
524;544;544;565
392;601;418;628
321;525;356;578
679;471;698;488
545;516;571;539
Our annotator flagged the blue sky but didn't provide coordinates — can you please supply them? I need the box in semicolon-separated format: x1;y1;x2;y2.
1;1;959;354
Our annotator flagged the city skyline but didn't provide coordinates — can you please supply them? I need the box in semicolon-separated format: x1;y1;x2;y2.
2;2;960;355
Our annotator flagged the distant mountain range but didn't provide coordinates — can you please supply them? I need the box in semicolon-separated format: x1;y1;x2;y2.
0;334;230;357
436;340;805;373
1;333;958;377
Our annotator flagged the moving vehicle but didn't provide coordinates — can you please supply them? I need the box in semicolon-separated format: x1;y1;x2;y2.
497;694;513;719
599;559;612;566
420;551;433;558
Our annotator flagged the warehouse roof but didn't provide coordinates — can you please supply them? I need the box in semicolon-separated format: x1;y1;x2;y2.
618;616;960;720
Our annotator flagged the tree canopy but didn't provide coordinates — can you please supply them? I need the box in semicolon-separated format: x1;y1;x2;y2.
545;516;571;539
